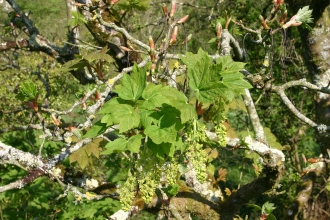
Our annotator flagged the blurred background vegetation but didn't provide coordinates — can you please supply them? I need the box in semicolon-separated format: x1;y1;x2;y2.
0;0;325;219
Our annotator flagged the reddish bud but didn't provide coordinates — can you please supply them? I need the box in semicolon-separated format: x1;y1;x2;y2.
150;63;156;74
82;102;87;110
148;36;155;49
111;0;119;4
259;15;270;29
51;114;60;126
177;15;189;24
170;26;178;45
280;10;287;25
182;33;192;44
162;4;168;16
274;0;284;6
95;91;101;100
308;158;319;163
169;0;176;18
24;101;38;111
149;48;155;62
216;22;222;38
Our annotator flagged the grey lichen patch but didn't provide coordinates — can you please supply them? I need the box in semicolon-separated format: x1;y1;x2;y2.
309;5;330;73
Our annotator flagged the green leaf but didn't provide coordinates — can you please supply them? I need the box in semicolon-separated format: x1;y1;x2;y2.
98;97;127;114
111;104;140;133
84;46;114;64
247;204;262;211
262;201;276;214
294;6;313;24
117;63;146;101
207;38;217;44
69;148;89;169
102;138;127;154
139;109;159;128
174;102;197;123
141;83;168;109
157;104;183;131
16;80;39;102
182;50;252;103
163;184;179;197
126;134;143;153
101;114;114;126
84;138;103;158
160;86;197;123
83;120;107;138
147;139;174;159
145;125;177;144
101;134;143;154
183;49;225;103
267;214;277;220
60;59;88;73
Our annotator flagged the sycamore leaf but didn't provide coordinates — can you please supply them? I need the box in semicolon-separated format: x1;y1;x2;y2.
111;104;140;133
84;138;103;158
248;204;262;211
83;120;107;138
101;134;143;154
126;134;143;153
141;83;168;109
60;59;88;73
117;63;146;101
158;105;183;131
182;49;252;103
147;139;174;159
102;138;127;155
183;49;226;103
84;51;114;64
97;97;127;114
139;109;159;128
262;201;276;214
160;86;197;123
101;114;114;126
16;80;39;102
69;148;89;169
144;125;177;144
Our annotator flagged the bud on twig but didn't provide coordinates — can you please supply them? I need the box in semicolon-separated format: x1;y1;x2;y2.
51;114;60;126
308;158;319;163
150;63;156;74
110;0;119;5
259;15;270;29
149;36;155;49
177;15;189;24
149;36;155;62
273;0;284;6
182;33;192;44
170;0;176;18
216;22;222;38
280;10;287;26
95;90;101;100
120;46;131;52
162;4;168;16
170;26;178;45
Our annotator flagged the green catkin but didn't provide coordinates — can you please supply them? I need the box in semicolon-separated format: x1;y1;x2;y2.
119;172;136;211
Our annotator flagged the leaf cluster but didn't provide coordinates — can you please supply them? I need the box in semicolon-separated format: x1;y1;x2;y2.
181;49;252;104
